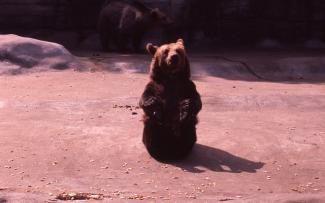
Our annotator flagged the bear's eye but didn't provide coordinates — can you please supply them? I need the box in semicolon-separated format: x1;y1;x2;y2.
163;49;169;56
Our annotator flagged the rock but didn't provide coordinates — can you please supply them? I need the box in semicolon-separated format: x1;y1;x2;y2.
0;34;79;74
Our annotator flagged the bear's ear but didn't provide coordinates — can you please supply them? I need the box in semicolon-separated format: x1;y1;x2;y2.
146;43;158;55
176;39;184;46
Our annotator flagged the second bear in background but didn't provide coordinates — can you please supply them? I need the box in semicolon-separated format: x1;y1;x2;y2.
98;0;173;52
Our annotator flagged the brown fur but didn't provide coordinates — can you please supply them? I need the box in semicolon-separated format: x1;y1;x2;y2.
98;0;172;52
139;39;202;161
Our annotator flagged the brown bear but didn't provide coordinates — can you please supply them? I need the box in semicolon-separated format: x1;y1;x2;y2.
139;39;202;161
98;0;173;52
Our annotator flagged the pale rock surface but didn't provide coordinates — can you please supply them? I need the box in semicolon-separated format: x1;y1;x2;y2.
0;34;79;74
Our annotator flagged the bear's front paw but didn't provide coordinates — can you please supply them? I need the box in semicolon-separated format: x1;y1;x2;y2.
180;110;188;121
152;111;163;123
180;99;190;121
143;97;157;107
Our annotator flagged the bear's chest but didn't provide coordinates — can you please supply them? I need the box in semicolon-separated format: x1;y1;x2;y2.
159;84;187;122
160;84;185;103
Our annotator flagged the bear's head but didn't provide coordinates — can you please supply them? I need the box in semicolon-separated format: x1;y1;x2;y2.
149;8;173;26
132;1;173;26
146;39;190;82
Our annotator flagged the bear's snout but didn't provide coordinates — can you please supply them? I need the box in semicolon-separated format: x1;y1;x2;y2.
170;54;179;65
166;53;180;66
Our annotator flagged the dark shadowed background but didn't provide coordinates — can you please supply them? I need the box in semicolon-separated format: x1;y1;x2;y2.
0;0;324;50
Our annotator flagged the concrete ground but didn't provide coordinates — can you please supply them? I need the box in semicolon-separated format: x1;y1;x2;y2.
0;52;325;202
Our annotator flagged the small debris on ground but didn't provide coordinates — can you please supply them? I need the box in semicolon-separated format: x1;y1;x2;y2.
219;197;234;201
127;194;145;200
113;104;140;115
56;192;104;200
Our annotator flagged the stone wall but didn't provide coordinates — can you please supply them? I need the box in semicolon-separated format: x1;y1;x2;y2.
144;0;325;43
0;0;104;31
173;0;325;43
0;0;58;30
0;0;324;45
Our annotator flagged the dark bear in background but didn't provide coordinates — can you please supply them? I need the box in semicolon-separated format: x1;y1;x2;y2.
98;0;173;52
139;39;202;161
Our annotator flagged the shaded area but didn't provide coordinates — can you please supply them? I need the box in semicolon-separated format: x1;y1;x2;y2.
0;34;324;84
0;198;6;203
1;1;325;46
80;52;325;84
197;55;325;83
178;0;325;44
171;144;264;173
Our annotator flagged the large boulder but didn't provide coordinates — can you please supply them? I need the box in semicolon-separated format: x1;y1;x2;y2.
0;34;79;74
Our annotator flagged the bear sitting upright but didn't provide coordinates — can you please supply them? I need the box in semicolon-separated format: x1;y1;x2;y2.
139;39;202;161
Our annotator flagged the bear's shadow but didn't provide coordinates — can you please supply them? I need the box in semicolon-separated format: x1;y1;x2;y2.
170;144;264;173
